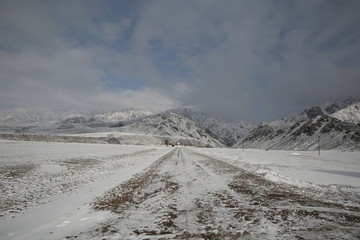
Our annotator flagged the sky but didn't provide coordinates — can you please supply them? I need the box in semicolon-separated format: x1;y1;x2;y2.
0;0;360;124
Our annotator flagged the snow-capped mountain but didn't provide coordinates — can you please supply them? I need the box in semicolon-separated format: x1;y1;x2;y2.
235;97;360;150
60;108;153;124
331;103;360;124
112;111;225;147
166;108;253;146
0;107;228;147
2;99;359;150
90;109;153;123
0;108;86;124
0;108;155;135
0;108;153;126
268;97;360;128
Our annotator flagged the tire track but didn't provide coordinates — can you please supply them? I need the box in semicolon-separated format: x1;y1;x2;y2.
93;148;177;213
0;148;158;217
77;148;360;239
188;149;360;239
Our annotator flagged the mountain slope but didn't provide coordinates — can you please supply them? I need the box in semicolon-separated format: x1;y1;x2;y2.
90;109;153;123
0;107;234;147
0;108;153;125
112;111;224;147
331;103;360;124
235;98;360;151
167;108;253;146
268;97;360;129
0;108;155;133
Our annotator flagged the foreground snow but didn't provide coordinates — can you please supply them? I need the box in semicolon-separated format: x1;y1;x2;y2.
0;141;359;239
196;148;360;187
0;140;171;239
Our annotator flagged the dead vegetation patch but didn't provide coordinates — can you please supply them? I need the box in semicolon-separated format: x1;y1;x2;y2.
195;150;353;212
154;204;179;234
162;176;180;194
93;149;176;213
229;172;350;210
78;148;360;239
174;231;247;240
190;150;360;237
62;158;101;167
111;149;156;159
0;164;36;178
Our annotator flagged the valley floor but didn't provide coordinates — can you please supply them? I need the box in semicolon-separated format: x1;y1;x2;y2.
0;140;359;239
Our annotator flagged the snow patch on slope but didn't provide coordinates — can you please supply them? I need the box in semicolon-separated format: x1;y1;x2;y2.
331;103;360;124
116;112;224;147
168;108;253;146
91;109;153;122
234;97;360;150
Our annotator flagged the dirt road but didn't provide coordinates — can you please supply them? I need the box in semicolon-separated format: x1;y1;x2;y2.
76;147;360;239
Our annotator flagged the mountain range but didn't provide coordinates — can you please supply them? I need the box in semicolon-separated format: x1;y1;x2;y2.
0;97;359;150
235;97;360;151
0;107;253;147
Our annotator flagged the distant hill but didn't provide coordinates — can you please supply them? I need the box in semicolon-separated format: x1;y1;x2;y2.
0;108;87;124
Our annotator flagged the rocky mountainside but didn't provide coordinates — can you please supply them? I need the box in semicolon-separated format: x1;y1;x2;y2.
234;98;360;151
330;103;360;124
268;97;360;128
166;108;253;146
0;108;227;147
59;108;251;147
2;99;359;150
90;109;153;123
111;111;225;147
60;109;154;124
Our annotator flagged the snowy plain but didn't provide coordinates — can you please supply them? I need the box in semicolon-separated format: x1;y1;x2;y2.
0;140;359;239
195;148;360;187
0;140;171;239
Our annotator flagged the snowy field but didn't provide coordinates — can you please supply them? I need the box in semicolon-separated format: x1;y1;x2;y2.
0;140;359;239
196;148;360;187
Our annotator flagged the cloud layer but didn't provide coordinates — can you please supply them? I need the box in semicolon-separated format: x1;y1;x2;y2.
1;0;359;123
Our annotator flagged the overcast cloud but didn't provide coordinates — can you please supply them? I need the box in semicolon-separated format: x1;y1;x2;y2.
0;0;359;123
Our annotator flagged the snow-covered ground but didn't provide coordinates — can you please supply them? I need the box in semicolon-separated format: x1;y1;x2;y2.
195;148;360;187
0;140;171;239
0;141;359;239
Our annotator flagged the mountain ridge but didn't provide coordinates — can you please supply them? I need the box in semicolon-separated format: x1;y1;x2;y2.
166;108;253;146
1;97;359;150
234;97;360;151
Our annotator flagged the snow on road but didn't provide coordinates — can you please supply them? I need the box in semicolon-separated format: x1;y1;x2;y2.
0;141;360;239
